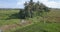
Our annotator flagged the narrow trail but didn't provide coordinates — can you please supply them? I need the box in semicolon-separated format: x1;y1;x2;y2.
0;20;32;31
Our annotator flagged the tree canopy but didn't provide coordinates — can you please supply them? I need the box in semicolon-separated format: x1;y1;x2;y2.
19;0;50;19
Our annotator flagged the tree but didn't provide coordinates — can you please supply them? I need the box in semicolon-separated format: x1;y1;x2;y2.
19;9;25;19
24;0;34;18
19;0;50;19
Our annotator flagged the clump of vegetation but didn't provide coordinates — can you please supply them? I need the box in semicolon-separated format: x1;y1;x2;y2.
19;0;50;19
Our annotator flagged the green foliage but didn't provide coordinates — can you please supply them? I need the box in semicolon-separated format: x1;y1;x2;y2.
19;9;26;19
0;9;60;32
19;0;50;19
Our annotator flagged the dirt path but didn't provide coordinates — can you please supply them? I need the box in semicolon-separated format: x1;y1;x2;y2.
0;20;32;32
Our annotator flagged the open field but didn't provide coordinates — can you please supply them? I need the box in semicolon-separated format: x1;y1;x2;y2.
0;9;60;32
12;22;60;32
0;9;20;26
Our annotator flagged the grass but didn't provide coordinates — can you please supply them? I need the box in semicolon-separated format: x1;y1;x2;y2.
11;22;60;32
0;9;60;32
0;9;20;26
11;9;60;32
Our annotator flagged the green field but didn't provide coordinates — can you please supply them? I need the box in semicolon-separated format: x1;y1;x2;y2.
0;9;20;26
13;22;60;32
0;9;60;32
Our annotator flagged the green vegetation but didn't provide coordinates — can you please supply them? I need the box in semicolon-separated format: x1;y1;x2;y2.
0;0;60;32
19;0;49;19
0;9;60;32
0;9;20;26
13;22;60;32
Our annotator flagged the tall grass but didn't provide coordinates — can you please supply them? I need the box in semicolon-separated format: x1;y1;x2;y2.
0;9;60;32
0;9;20;26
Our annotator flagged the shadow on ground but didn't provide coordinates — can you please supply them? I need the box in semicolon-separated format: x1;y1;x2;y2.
6;13;20;20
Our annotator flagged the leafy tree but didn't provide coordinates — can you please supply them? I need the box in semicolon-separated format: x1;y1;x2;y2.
24;0;34;18
19;9;25;19
19;0;50;19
